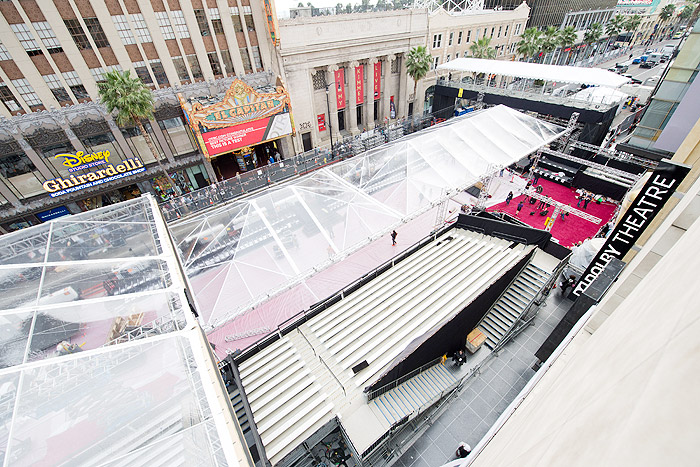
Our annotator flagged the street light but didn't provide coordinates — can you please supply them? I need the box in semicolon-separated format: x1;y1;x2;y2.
325;84;334;154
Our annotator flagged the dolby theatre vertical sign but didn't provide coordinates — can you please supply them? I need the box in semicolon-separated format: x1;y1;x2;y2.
570;159;690;299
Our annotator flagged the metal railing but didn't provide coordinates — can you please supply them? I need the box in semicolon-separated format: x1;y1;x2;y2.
160;113;446;223
365;356;444;401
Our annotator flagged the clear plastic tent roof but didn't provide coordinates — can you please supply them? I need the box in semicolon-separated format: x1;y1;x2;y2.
0;196;243;466
170;105;567;330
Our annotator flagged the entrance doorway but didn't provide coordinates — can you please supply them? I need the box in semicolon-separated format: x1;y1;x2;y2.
302;132;312;152
212;152;241;181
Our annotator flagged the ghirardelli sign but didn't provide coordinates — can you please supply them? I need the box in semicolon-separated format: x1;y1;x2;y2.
570;160;690;298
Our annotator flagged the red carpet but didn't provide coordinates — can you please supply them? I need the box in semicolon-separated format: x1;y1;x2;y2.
487;178;618;248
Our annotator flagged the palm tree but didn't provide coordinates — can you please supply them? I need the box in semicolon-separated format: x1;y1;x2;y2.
584;22;603;58
558;25;577;65
98;70;177;191
469;37;496;59
660;4;675;22
517;27;542;62
540;26;559;64
605;14;626;51
624;14;642;45
405;46;432;94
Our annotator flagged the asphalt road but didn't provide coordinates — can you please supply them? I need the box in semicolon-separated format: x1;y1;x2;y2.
596;39;681;87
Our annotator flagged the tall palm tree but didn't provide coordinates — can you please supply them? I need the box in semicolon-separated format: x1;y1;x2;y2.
606;14;626;51
660;4;675;22
517;27;542;62
540;26;559;64
558;25;577;65
624;14;642;45
584;22;603;58
405;46;432;93
98;70;177;191
469;37;496;59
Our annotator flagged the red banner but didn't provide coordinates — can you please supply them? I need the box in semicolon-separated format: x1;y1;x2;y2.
355;65;364;104
317;114;326;131
374;62;381;100
202;117;271;156
335;68;345;110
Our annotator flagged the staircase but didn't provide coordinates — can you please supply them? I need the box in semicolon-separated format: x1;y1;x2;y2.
478;262;550;349
370;363;457;426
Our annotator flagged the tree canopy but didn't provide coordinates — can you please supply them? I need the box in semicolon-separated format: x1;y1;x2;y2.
469;37;496;59
516;27;542;61
405;46;432;91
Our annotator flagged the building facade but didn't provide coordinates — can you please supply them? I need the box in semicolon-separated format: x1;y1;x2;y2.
483;0;618;29
615;0;687;46
279;4;529;152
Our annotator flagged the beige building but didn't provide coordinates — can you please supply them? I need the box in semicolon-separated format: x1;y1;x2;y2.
616;0;687;45
278;4;530;152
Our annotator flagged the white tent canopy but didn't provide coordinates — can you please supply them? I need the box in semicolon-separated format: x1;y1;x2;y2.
572;86;628;105
438;58;631;88
169;105;567;331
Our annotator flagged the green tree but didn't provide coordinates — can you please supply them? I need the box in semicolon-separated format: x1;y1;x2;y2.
469;37;496;59
345;3;352;13
335;2;343;13
605;14;625;55
584;22;603;58
558;25;577;65
680;5;693;21
297;1;304;6
516;27;542;62
540;26;560;64
660;4;675;22
405;45;432;93
98;70;177;191
624;14;642;44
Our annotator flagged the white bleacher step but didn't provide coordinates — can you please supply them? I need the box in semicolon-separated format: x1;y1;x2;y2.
370;363;457;425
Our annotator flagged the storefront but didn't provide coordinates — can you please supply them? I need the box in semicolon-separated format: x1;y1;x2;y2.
179;79;293;181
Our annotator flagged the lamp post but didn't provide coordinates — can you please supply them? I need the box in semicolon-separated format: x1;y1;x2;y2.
325;84;334;154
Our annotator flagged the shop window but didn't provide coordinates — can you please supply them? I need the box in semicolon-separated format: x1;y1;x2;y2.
64;19;92;50
187;55;203;80
80;133;125;162
84;18;110;48
0;152;45;199
194;9;211;37
208;52;223;76
41;142;76;178
158;117;196;156
121;123;165;165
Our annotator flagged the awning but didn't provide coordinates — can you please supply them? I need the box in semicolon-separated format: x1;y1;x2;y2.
438;58;630;88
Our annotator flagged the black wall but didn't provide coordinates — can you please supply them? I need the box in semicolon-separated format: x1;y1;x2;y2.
367;250;534;393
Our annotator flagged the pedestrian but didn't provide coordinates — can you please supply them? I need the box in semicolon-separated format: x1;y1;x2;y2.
500;168;504;177
538;197;546;210
583;195;591;210
391;230;397;245
577;194;583;207
456;442;471;458
516;200;524;216
525;180;532;191
506;191;513;205
533;172;540;185
560;275;577;295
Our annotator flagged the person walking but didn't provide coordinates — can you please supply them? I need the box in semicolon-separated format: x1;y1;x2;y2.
391;230;397;245
516;200;524;216
537;196;546;210
505;191;513;205
583;195;591;210
456;442;471;458
533;171;540;185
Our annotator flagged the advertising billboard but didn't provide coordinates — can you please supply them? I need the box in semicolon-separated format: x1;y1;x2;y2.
202;113;293;156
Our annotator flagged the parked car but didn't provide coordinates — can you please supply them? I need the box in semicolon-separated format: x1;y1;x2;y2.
632;57;642;64
640;61;656;69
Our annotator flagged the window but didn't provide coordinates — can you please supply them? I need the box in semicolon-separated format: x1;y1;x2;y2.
515;23;521;35
159;117;196;155
32;22;62;53
155;12;175;40
172;56;189;81
194;9;210;37
251;46;262;70
244;14;255;32
312;69;326;90
89;65;121;82
62;71;89;99
356;104;362;126
64;19;92;50
0;40;12;61
84;18;110;48
220;50;234;74
457;31;462;45
505;25;509;36
170;11;190;39
0;84;21;112
240;48;252;73
186;55;203;79
466;30;471;43
11;24;42;56
10;79;41;106
337;109;345;132
432;34;442;48
130;14;152;43
112;15;135;45
448;32;453;46
150;59;169;85
133;61;153;84
208;52;222;75
0;151;44;199
432;56;439;70
209;8;224;34
455;52;459;58
446;54;450;62
490;27;494;39
231;9;243;32
43;74;71;102
497;26;502;38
